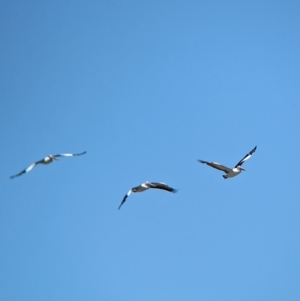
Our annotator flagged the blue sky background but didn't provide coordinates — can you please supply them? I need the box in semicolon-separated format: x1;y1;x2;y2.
1;0;299;300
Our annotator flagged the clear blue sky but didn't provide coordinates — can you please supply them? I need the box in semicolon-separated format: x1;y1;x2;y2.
1;0;299;300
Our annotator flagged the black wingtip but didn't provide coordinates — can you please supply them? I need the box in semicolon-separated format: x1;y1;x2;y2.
251;146;257;154
72;151;87;156
118;197;127;210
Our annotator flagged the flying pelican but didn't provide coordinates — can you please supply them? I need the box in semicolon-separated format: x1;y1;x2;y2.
119;181;177;210
10;151;86;179
198;146;257;179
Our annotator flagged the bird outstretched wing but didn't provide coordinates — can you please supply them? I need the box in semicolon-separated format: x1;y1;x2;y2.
198;160;232;173
235;146;257;168
118;189;132;210
54;151;86;158
148;182;177;193
10;160;42;179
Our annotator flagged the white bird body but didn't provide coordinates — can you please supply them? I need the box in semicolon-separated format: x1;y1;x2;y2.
42;156;56;164
198;146;257;179
118;181;177;209
134;182;151;192
225;167;243;178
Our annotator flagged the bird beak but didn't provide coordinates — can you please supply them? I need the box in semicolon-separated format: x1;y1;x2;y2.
241;168;246;171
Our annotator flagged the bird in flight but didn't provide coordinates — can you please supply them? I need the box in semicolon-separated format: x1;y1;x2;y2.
10;151;86;179
198;146;257;179
119;181;177;210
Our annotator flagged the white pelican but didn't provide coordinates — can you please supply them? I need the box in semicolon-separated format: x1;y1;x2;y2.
10;151;86;179
119;181;177;210
198;146;257;179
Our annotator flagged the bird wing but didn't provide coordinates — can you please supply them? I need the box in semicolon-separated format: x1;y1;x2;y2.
118;189;132;210
235;146;257;168
10;161;40;179
54;151;86;158
198;160;232;173
148;182;177;193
